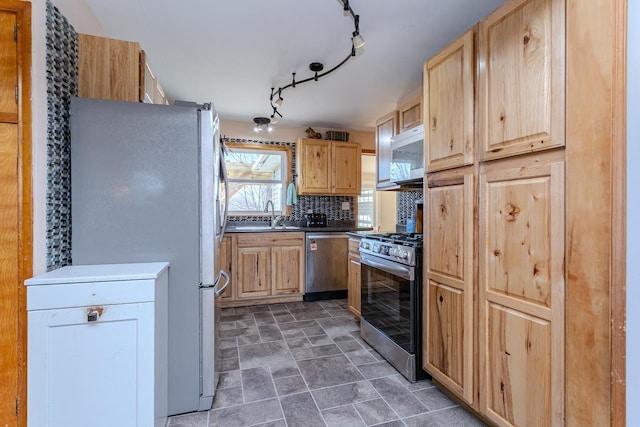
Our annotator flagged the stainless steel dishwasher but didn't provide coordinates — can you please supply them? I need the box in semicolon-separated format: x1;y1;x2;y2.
304;232;349;301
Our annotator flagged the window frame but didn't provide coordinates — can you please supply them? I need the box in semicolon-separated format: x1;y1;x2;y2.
224;142;292;216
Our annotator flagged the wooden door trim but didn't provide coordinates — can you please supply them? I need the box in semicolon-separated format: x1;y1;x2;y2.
565;0;627;425
611;0;627;424
0;1;32;425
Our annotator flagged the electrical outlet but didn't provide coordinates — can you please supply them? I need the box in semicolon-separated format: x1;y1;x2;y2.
341;201;350;210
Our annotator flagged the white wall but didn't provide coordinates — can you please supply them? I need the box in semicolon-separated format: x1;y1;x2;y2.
220;119;375;152
627;0;639;422
32;0;47;275
31;0;105;275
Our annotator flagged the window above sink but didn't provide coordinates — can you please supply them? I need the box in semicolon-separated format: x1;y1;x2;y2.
224;142;292;216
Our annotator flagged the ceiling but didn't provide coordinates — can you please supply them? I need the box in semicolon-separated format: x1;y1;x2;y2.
82;0;504;131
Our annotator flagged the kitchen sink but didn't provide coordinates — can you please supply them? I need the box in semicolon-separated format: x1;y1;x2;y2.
229;225;301;231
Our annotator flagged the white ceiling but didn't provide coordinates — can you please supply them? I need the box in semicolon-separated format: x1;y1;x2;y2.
82;0;504;131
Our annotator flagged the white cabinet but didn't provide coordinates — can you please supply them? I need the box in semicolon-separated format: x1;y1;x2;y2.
25;263;169;427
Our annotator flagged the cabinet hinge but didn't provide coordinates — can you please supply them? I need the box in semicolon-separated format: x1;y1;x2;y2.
14;23;17;42
15;396;19;416
15;86;18;104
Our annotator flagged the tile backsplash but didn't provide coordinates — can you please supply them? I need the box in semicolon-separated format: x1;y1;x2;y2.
396;189;424;225
45;0;77;270
223;138;354;223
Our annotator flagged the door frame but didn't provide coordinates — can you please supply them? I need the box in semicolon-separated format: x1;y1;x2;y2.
0;0;32;425
565;0;627;425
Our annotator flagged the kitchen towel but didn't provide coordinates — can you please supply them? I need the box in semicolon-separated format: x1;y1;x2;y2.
286;182;297;206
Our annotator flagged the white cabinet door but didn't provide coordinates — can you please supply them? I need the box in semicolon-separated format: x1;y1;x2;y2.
28;302;155;427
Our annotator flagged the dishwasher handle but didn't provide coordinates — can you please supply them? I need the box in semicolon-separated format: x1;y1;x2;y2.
306;233;349;240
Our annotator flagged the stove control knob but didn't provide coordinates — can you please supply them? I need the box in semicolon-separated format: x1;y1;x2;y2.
399;250;409;260
381;246;389;255
389;248;397;257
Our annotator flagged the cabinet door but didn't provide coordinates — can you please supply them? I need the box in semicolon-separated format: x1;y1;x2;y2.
375;111;400;190
332;142;361;195
219;235;233;300
272;246;304;295
398;97;422;132
0;11;17;119
347;254;361;318
425;29;475;172
478;0;565;161
297;139;331;194
236;247;271;298
141;56;155;104
478;162;564;427
28;303;155;427
424;173;475;405
78;34;140;102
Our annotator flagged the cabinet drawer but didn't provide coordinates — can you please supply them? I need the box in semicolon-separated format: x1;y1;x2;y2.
26;279;157;311
236;232;304;247
348;238;361;255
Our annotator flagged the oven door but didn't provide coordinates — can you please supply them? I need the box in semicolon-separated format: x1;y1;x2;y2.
360;252;416;353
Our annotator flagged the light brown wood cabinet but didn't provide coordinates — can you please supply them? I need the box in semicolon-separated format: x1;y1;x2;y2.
219;235;234;300
478;0;565;161
398;97;422;132
140;51;169;105
421;1;567;425
78;34;168;105
0;11;17;121
296;138;361;195
424;28;475;172
424;172;475;407
78;34;140;103
221;232;305;307
478;161;564;427
347;237;361;319
375;111;400;190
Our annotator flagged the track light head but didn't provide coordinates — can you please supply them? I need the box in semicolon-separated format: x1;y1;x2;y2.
353;33;366;49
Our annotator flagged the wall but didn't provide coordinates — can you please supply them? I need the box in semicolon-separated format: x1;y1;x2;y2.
627;0;639;422
221;119;375;152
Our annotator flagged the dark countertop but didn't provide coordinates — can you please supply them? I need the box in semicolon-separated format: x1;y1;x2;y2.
226;223;372;234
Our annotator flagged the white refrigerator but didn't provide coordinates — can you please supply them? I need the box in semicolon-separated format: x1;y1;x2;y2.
70;97;229;415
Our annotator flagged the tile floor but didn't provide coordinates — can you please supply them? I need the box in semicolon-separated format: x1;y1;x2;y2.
168;299;485;427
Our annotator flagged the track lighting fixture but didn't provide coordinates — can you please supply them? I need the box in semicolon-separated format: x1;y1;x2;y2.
266;0;365;122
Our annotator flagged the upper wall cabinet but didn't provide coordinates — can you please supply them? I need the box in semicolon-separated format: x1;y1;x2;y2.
424;28;475;172
398;96;422;132
478;0;565;161
78;34;168;105
296;138;361;196
140;51;169;105
78;34;140;103
375;111;400;190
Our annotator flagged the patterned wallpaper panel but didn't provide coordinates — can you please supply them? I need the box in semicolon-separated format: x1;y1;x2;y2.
45;0;77;270
223;138;355;224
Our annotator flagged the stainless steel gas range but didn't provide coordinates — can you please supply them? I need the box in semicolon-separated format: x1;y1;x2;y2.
359;233;427;382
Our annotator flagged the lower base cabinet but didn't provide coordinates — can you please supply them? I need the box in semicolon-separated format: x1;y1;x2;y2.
347;237;362;318
221;232;305;307
25;263;169;427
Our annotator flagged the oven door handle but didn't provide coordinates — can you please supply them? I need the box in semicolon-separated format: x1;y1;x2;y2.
360;253;414;281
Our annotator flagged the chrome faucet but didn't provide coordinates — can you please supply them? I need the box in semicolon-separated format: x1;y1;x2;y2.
264;200;281;229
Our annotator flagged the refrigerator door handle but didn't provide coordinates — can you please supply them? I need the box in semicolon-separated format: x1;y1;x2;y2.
213;269;230;298
219;147;229;240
